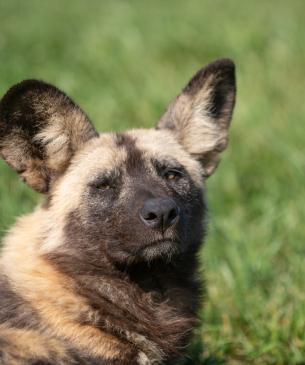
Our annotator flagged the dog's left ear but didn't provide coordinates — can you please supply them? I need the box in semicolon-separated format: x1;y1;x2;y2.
157;59;236;177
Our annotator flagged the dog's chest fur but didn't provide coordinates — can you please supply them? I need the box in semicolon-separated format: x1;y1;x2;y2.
0;210;200;365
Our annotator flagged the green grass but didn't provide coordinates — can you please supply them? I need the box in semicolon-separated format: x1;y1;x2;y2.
1;1;305;364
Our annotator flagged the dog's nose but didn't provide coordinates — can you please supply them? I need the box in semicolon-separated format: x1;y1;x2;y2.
139;198;179;231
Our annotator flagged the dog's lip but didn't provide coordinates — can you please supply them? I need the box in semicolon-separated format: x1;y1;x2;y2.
139;238;178;251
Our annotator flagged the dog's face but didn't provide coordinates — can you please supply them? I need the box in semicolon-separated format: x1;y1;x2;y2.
55;129;205;263
0;59;236;264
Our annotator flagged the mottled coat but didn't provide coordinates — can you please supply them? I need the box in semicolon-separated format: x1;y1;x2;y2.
0;59;236;364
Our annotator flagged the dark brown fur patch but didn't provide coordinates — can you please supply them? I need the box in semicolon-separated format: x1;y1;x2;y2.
44;250;198;360
115;133;144;173
183;58;236;120
0;275;40;330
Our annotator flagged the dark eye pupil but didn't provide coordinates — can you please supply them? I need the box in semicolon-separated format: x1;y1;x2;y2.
94;180;112;190
167;172;177;180
165;170;181;180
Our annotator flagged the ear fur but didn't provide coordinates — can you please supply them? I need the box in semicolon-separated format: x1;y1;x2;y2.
0;80;98;193
157;58;236;177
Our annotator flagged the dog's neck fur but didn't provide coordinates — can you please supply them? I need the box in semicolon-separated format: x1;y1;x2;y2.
0;207;201;364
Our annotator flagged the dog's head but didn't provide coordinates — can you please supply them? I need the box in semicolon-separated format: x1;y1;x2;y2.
0;59;236;264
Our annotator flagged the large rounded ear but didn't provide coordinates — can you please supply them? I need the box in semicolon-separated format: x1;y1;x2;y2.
0;80;98;193
157;59;236;177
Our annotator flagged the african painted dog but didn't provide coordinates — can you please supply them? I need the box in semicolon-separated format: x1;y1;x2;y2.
0;59;236;365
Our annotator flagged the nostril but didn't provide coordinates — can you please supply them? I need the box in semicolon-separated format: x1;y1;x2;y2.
145;212;158;221
168;207;178;222
139;207;160;227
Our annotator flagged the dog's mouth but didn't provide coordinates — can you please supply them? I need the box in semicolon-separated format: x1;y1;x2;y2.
138;239;180;261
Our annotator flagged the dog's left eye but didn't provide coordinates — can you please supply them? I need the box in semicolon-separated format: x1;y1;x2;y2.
163;169;183;181
90;178;115;191
95;181;112;190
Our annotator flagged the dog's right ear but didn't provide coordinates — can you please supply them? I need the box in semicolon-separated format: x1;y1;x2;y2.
0;80;98;193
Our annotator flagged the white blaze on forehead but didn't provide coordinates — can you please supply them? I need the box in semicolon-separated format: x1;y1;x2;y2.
127;129;204;187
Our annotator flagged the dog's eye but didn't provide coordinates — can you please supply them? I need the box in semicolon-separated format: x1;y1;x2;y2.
163;169;183;181
95;182;112;190
90;179;113;191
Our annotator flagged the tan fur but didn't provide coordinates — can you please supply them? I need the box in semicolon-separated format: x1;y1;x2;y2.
34;107;96;173
1;211;130;361
0;324;67;363
128;129;204;186
157;63;235;176
41;134;127;252
158;92;228;176
124;331;164;364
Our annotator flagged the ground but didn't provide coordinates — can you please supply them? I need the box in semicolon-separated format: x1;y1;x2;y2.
0;1;305;364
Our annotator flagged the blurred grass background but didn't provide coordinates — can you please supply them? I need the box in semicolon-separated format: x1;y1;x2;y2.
0;1;305;364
